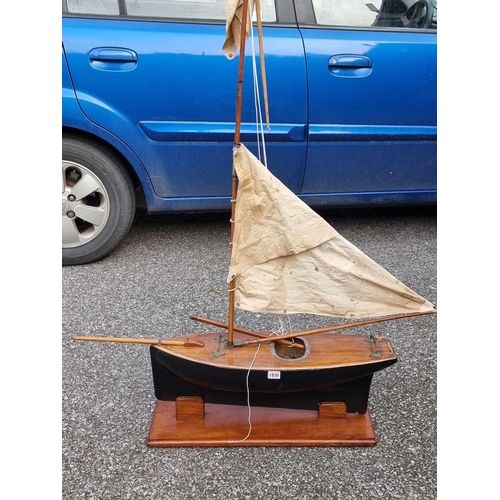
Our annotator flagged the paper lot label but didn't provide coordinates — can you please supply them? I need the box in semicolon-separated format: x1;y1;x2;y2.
267;371;281;379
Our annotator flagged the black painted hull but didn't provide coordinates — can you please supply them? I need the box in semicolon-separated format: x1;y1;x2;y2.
150;333;397;414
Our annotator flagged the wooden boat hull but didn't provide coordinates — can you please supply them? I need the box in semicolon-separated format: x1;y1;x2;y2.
150;331;397;414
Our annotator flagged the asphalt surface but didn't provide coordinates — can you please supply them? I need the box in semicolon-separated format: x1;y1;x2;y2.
62;205;437;499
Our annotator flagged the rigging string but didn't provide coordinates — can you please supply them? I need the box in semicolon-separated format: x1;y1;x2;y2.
228;343;261;444
271;314;294;337
249;10;268;167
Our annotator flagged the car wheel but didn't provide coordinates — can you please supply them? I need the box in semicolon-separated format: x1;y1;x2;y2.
62;134;136;266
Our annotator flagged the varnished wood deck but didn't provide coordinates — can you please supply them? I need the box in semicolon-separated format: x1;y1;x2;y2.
155;331;396;371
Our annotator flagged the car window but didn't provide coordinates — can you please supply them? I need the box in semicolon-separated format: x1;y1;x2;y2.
126;0;276;21
311;0;437;29
66;0;277;22
67;0;119;14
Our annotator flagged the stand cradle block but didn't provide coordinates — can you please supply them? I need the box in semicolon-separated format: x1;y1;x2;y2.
147;397;377;447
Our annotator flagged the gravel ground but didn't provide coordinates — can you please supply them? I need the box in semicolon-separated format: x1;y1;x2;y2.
60;206;437;499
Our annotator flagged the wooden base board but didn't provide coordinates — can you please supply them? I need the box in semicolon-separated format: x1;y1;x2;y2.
147;399;377;447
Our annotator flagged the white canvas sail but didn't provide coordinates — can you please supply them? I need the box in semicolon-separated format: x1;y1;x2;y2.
228;144;436;319
223;0;255;59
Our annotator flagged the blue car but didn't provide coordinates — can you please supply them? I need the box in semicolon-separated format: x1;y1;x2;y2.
62;0;437;265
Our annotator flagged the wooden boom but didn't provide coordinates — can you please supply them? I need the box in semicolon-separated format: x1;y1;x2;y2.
232;310;436;347
73;336;204;347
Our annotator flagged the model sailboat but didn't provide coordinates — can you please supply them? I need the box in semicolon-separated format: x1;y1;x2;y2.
74;0;436;446
147;140;434;414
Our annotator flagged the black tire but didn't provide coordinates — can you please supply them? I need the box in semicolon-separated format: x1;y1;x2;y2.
62;134;136;266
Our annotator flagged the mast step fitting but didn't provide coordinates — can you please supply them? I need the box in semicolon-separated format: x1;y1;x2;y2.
212;335;227;357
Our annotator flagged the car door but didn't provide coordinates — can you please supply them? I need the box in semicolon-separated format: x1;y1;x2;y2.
295;0;437;201
62;0;308;201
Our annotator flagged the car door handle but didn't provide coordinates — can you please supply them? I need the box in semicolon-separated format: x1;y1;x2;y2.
328;55;372;77
89;48;138;71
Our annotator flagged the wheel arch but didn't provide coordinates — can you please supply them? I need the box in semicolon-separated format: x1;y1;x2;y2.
62;126;149;209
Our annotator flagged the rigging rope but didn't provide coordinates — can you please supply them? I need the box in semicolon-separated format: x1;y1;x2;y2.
249;13;268;168
271;314;293;337
228;343;261;444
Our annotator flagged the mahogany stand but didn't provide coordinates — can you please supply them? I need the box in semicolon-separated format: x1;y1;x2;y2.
147;397;377;447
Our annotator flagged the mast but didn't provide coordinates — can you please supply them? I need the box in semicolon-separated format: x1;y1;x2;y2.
228;0;251;347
